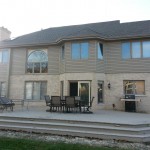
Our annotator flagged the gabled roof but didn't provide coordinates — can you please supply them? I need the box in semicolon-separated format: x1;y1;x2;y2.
0;20;150;48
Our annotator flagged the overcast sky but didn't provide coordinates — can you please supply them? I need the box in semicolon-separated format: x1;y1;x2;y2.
0;0;150;38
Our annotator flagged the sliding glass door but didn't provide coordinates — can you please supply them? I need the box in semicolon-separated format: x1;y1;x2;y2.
78;81;90;105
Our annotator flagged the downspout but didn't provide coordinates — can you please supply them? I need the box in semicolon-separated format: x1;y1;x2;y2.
6;48;11;98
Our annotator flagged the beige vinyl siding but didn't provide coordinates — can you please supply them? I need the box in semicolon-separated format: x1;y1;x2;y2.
48;46;59;75
10;48;26;75
96;60;105;73
96;42;105;73
59;45;66;74
106;41;150;73
64;41;96;73
60;60;65;74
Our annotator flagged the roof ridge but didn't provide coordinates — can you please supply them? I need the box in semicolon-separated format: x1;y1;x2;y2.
12;20;120;40
1;20;150;48
44;20;120;30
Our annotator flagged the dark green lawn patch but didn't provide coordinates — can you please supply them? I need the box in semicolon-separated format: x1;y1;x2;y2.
0;137;127;150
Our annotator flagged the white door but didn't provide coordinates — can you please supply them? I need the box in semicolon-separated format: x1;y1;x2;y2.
78;81;90;105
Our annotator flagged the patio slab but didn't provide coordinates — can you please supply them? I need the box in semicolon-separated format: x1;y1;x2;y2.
0;109;150;125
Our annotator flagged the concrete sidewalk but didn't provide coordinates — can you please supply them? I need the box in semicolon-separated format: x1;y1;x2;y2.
0;109;150;125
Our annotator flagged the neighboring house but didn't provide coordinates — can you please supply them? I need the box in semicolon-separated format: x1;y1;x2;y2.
0;20;150;113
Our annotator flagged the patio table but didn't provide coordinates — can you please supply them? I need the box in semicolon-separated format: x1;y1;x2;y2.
60;97;82;112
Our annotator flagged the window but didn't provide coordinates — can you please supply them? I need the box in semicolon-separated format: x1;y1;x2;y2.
97;81;104;103
132;42;141;58
97;43;103;59
27;50;48;73
122;43;131;59
143;41;150;58
25;81;47;100
72;42;88;60
61;45;65;60
60;81;64;98
0;49;9;63
81;43;88;59
0;82;6;97
123;80;145;95
122;41;150;59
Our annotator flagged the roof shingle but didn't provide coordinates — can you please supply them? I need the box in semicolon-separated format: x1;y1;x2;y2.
0;20;150;48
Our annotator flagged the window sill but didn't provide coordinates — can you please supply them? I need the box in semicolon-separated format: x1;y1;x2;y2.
97;102;105;105
135;95;146;97
123;95;146;97
26;73;48;75
72;59;89;61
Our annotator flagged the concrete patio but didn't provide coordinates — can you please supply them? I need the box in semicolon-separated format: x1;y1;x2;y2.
0;106;150;142
0;107;150;125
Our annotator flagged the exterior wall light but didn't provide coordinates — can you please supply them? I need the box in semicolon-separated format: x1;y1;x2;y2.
108;83;111;89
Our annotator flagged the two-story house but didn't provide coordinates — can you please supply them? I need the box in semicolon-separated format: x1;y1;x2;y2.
0;20;150;113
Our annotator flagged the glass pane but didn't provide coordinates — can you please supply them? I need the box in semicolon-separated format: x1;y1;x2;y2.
98;81;104;103
28;50;48;62
81;43;88;59
60;81;64;98
41;62;48;73
25;82;33;99
135;81;145;95
27;63;33;73
1;82;6;97
0;51;2;63
79;83;89;105
132;42;141;58
2;50;9;63
33;82;41;100
34;63;40;73
98;43;103;59
122;43;131;59
72;44;80;59
124;81;135;94
143;41;150;58
40;82;47;100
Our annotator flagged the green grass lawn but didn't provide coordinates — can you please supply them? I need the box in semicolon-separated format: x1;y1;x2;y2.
0;137;126;150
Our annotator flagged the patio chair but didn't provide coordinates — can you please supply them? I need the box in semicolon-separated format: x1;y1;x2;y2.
50;96;62;112
65;96;79;112
0;97;15;112
61;96;66;111
82;96;95;113
44;95;51;112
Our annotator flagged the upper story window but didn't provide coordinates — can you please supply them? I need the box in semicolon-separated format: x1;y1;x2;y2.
132;42;141;58
72;42;88;60
143;41;150;58
61;45;65;60
97;43;103;59
27;50;48;73
122;41;150;59
0;49;9;63
122;43;131;59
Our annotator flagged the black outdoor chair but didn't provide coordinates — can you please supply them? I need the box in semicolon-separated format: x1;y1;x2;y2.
50;96;62;112
81;96;95;113
0;97;15;112
65;96;79;112
44;95;51;112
